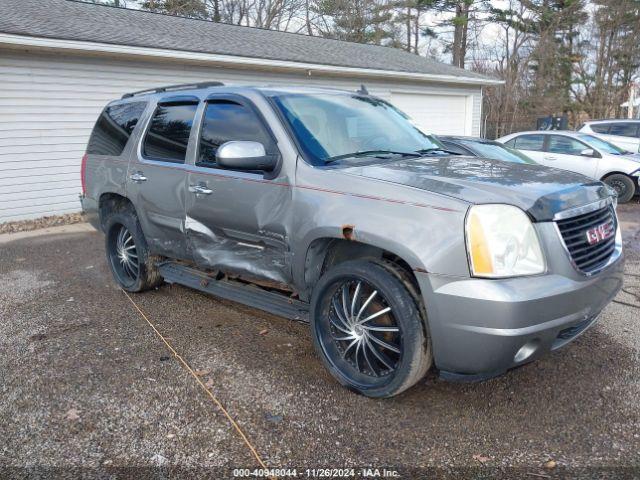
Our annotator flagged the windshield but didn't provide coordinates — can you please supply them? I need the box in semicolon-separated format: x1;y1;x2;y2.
577;134;627;155
271;92;446;165
464;141;537;164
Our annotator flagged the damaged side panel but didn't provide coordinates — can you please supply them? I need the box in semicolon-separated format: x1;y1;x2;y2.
185;215;291;285
184;169;294;286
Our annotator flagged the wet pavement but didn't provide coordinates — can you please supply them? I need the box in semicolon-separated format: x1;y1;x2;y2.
1;202;639;478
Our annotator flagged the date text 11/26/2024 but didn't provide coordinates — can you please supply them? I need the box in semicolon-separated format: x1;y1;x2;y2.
232;468;401;478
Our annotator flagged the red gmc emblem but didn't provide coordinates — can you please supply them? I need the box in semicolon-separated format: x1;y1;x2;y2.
585;222;614;245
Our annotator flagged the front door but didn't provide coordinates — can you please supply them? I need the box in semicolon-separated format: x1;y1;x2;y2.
184;96;293;286
545;135;599;178
127;98;199;259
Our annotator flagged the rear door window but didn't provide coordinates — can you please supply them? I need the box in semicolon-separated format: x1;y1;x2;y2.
143;103;198;163
513;134;545;151
87;102;147;156
609;123;639;138
590;123;610;134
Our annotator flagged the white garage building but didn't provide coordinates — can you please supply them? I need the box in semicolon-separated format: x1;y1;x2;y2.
0;0;499;223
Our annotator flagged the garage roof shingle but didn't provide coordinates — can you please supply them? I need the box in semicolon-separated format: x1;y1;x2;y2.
0;0;496;83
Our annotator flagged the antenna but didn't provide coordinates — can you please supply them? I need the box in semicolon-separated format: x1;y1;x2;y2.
357;84;369;95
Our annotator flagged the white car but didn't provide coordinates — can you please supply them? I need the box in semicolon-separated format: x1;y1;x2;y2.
497;130;640;202
578;119;640;154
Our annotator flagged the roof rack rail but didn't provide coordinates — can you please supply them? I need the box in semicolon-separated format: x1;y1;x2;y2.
121;81;224;99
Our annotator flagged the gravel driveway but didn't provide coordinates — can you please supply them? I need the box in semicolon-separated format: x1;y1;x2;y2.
1;204;639;479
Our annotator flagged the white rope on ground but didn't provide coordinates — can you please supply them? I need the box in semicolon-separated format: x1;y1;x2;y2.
122;289;276;479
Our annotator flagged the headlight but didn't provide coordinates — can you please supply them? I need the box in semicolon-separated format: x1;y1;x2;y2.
465;204;545;278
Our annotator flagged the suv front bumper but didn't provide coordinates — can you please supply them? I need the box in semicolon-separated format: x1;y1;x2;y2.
417;254;624;381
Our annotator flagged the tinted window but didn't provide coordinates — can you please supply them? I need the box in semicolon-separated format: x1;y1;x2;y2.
463;142;537;164
143;103;198;163
198;101;272;166
514;134;545;151
548;136;589;155
87;102;146;156
440;141;471;155
609;123;639;137
590;123;610;134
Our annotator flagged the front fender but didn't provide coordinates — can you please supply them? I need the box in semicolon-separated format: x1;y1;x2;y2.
290;197;471;292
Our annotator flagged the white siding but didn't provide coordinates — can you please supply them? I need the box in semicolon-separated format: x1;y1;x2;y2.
0;49;483;223
390;92;470;135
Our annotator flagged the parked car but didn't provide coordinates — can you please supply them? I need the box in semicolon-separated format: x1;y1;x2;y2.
437;135;537;164
578;119;640;153
81;83;623;398
497;130;640;202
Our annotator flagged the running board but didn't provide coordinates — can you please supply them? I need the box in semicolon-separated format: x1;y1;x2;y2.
158;262;310;323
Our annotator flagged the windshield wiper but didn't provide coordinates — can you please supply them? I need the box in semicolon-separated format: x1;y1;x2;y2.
325;150;421;163
415;147;461;156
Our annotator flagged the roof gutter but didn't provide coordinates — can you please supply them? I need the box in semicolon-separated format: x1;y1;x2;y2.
0;33;503;86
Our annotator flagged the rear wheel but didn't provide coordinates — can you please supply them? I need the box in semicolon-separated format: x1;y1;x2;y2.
105;210;163;292
310;260;431;398
603;174;635;203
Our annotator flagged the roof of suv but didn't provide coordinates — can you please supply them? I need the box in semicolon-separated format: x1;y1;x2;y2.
115;83;366;102
583;119;640;124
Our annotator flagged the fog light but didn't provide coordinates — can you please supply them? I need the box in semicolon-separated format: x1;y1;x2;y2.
514;339;540;363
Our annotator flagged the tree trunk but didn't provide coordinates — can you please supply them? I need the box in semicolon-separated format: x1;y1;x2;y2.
452;2;470;69
406;6;412;52
213;0;221;22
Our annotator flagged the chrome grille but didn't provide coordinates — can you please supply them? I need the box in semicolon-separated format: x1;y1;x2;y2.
556;205;617;274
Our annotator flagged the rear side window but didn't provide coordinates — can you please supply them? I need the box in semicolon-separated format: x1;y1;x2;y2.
590;123;610;134
609;123;639;137
198;100;272;166
143;103;198;163
87;102;147;156
513;134;545;151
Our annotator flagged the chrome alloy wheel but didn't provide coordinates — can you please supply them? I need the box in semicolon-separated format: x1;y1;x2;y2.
328;280;402;378
111;225;139;285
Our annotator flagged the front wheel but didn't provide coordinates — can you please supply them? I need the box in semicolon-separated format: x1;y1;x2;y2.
310;260;432;398
603;174;636;203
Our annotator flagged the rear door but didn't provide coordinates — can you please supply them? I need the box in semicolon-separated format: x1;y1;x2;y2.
184;94;293;285
127;96;200;259
544;135;599;178
509;134;546;163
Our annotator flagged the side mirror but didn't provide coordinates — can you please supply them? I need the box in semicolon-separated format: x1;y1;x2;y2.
216;141;276;172
580;148;595;157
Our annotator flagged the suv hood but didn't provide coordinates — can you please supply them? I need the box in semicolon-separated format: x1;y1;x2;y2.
343;156;612;221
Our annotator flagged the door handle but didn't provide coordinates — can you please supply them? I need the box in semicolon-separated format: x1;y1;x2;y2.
544;156;558;161
189;184;213;195
130;172;147;183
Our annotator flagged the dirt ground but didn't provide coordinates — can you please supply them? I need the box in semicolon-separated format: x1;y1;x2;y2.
0;203;639;479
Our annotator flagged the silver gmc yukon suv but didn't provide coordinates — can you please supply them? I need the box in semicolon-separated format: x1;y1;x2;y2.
81;83;624;398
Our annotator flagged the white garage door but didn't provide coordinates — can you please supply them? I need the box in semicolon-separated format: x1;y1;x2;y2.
391;92;470;136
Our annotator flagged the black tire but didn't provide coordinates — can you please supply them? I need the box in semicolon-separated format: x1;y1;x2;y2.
104;209;163;292
310;260;432;398
603;174;636;203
